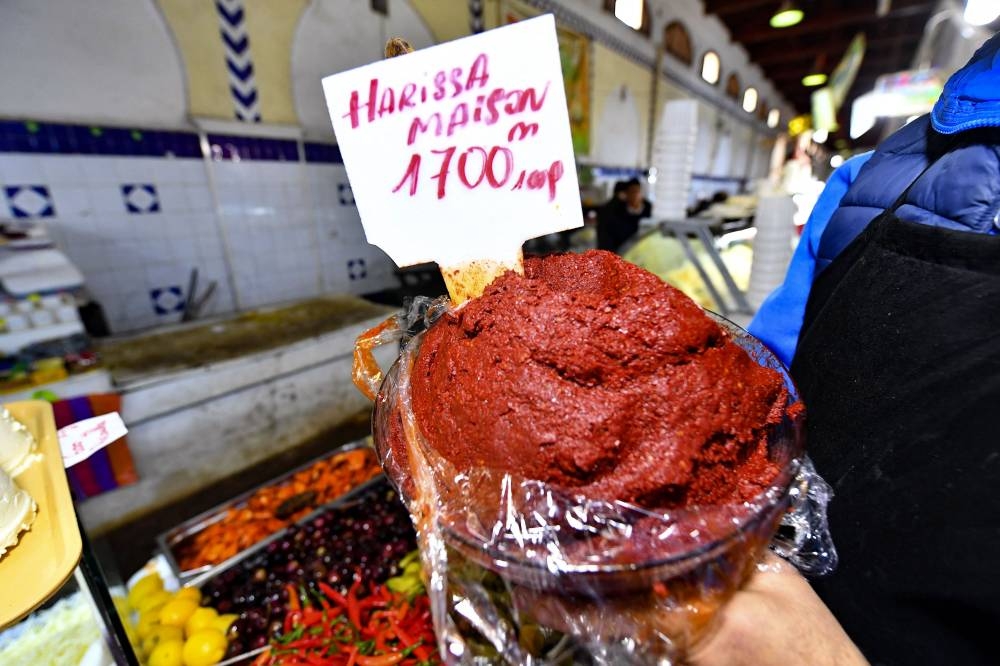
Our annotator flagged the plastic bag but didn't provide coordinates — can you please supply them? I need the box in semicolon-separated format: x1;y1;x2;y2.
355;299;836;665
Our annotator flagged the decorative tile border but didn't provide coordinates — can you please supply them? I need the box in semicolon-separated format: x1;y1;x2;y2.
0;121;347;165
206;133;298;162
303;142;343;164
0;120;201;158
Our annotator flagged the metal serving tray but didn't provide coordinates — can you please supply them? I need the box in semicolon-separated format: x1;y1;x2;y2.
156;438;377;583
178;472;386;590
189;476;395;665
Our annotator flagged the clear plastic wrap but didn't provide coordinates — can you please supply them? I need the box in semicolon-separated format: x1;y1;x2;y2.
354;298;836;665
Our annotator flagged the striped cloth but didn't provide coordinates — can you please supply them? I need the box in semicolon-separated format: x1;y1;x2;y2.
51;394;138;500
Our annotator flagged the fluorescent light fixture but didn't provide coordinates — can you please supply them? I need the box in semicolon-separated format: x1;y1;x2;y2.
767;108;781;128
770;2;804;28
964;0;1000;26
742;87;758;113
830;154;845;168
802;73;828;87
812;128;829;143
614;0;644;30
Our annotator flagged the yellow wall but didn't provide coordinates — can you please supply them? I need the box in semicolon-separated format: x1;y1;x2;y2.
592;43;654;163
157;0;307;123
156;0;665;162
409;0;468;42
244;0;309;124
157;0;233;119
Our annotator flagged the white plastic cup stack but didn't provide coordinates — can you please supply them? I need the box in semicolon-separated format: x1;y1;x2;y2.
748;194;796;310
651;100;698;221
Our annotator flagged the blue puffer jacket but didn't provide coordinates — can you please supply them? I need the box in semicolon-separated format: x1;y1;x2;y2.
750;32;1000;365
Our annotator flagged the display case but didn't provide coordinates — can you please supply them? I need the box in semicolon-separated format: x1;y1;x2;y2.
0;525;139;666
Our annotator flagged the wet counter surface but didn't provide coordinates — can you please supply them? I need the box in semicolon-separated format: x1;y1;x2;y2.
97;296;394;383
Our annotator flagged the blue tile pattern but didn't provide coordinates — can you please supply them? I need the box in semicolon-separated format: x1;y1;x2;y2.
0;121;200;158
470;0;484;33
150;286;185;315
0;120;342;164
337;183;355;206
207;133;298;162
347;258;367;281
215;0;261;123
303;142;343;164
121;184;160;214
4;185;55;218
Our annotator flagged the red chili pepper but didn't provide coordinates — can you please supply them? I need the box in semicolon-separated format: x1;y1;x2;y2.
347;581;362;630
389;621;413;648
345;645;359;666
319;581;349;609
284;609;302;634
355;654;405;666
287;584;301;612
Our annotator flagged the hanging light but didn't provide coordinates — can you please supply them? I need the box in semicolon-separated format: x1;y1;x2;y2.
770;2;805;28
813;128;829;144
964;0;1000;26
830;154;845;168
802;73;828;86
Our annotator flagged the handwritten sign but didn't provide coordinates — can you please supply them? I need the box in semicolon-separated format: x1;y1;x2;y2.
322;14;583;274
57;413;128;469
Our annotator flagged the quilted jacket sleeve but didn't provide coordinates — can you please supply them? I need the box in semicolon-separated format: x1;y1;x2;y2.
748;153;872;366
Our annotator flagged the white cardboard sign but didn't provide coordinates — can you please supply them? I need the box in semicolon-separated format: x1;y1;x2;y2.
322;14;583;268
57;413;128;469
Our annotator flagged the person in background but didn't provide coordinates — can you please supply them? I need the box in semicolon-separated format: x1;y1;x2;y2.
695;32;1000;666
596;178;651;253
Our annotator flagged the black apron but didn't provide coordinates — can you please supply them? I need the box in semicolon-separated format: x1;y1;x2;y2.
791;154;1000;666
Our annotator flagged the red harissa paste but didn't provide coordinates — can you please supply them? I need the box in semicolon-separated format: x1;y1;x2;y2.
408;250;788;510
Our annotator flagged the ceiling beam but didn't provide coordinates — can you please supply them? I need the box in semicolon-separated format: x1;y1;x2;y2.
704;0;780;17
749;34;917;67
733;3;934;45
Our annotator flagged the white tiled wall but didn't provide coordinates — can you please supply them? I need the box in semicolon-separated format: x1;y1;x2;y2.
213;160;322;309
306;163;398;296
0;151;400;333
0;153;236;332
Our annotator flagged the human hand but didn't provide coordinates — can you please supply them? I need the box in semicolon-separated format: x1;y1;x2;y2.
686;553;868;666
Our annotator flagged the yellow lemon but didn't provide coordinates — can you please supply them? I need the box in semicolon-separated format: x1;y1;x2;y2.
136;613;161;641
142;633;161;657
148;639;184;666
124;621;141;652
213;614;238;636
182;629;228;666
153;625;185;646
112;594;132;620
128;574;164;607
136;590;172;617
159;598;199;628
143;625;182;656
184;607;218;639
174;587;201;605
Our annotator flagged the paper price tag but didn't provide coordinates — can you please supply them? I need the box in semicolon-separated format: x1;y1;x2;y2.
57;413;128;469
322;14;583;275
